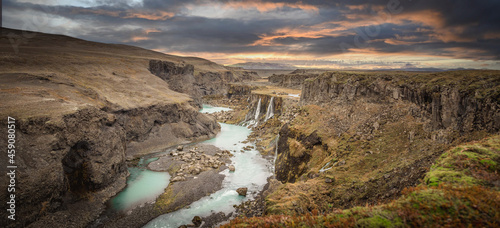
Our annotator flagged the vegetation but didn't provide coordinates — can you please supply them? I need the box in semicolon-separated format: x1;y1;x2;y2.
223;135;500;227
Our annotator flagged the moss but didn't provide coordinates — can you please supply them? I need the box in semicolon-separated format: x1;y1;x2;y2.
425;168;479;186
355;214;401;228
227;135;500;228
154;184;182;213
480;159;497;171
426;137;500;188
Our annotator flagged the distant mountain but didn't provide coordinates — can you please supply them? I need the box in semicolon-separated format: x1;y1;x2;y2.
229;62;297;70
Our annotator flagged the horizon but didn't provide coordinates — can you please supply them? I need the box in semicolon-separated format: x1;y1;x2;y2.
2;0;500;70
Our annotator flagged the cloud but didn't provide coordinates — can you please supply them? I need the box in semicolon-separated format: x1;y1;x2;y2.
2;0;500;69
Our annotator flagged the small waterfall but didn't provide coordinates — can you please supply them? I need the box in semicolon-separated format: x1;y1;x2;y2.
251;98;262;127
254;98;262;121
319;161;333;173
264;97;275;122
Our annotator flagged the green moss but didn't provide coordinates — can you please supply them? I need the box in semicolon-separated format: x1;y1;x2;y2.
425;168;479;186
425;138;500;188
356;214;401;228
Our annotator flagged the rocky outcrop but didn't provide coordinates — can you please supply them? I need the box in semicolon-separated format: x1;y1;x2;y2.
119;104;219;159
275;124;322;183
243;94;283;126
0;103;219;228
149;60;259;105
301;71;500;134
227;84;252;98
268;73;318;89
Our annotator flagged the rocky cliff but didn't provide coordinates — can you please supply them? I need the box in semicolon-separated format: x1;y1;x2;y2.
0;28;219;227
268;73;318;89
269;70;500;214
149;60;259;106
301;71;500;134
243;94;283;126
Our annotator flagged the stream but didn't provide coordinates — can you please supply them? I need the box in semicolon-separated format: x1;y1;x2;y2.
110;105;273;228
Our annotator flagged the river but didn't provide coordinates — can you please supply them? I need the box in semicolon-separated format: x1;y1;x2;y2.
110;105;273;227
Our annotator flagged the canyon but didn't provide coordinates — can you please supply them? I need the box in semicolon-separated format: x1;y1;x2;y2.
1;28;499;228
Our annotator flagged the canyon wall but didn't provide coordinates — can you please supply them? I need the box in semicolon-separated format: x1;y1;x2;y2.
301;72;500;134
0;28;220;227
149;60;259;105
0;103;219;228
243;94;283;125
268;73;318;89
270;71;500;212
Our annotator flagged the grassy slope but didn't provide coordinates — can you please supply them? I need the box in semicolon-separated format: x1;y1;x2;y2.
225;135;500;227
0;28;231;119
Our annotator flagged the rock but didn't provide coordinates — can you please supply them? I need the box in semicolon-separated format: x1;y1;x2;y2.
192;216;202;227
177;145;184;151
171;176;186;182
236;187;248;196
229;165;235;172
325;178;334;184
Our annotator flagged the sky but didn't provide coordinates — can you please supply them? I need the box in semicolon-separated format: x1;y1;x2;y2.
2;0;500;70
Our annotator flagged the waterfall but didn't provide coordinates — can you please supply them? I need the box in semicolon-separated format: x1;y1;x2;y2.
254;98;262;121
264;96;275;122
319;161;333;173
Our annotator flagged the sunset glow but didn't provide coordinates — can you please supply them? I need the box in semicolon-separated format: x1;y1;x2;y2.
3;0;500;70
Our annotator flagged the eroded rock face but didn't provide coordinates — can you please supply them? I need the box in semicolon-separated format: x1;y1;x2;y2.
149;60;259;106
0;104;219;228
120;103;220;159
227;84;252;98
243;94;283;124
300;72;500;134
275;124;321;183
268;73;318;89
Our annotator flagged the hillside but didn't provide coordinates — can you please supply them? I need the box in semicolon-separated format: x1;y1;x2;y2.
211;70;500;227
0;27;253;227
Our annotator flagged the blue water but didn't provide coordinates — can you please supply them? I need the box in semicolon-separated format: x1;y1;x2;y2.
111;164;170;211
200;104;232;114
144;108;273;228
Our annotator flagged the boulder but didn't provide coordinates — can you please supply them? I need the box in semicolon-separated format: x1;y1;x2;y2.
171;176;186;182
177;145;184;151
229;165;235;172
192;216;202;227
236;187;248;196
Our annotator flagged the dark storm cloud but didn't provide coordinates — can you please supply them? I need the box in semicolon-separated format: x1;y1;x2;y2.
2;0;500;63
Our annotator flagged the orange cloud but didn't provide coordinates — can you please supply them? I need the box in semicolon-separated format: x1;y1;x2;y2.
123;10;175;20
222;0;318;12
130;36;150;42
144;28;161;34
391;10;475;43
251;23;354;46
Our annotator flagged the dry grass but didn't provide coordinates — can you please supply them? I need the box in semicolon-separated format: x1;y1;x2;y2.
0;28;234;119
225;135;500;227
